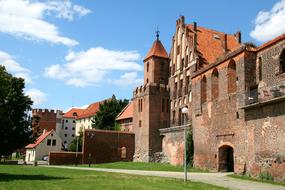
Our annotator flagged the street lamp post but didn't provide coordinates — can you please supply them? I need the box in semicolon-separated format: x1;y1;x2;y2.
75;136;79;166
181;106;189;183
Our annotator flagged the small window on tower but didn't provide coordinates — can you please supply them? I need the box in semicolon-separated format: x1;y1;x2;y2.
147;62;149;72
146;78;149;83
139;120;142;127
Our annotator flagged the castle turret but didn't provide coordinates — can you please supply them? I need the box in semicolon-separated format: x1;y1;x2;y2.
133;31;170;162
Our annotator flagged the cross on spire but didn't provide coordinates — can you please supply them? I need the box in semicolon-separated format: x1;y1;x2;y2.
156;27;160;40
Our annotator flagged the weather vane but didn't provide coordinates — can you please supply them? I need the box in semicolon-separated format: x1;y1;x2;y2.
156;26;160;40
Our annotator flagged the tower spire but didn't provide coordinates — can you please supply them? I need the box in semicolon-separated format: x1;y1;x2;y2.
156;27;160;41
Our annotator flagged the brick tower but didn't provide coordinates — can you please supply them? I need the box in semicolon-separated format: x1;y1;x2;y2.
133;32;170;162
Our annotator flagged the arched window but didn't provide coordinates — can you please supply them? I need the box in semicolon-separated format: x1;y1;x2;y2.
201;75;207;104
280;49;285;73
121;147;127;159
258;57;262;81
211;68;219;100
228;60;237;94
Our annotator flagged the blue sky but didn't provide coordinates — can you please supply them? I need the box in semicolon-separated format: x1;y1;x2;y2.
0;0;284;111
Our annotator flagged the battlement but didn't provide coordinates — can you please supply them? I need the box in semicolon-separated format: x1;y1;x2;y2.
32;108;63;115
133;83;169;97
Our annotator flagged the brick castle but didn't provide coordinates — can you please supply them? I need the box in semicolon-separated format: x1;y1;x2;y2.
132;15;285;180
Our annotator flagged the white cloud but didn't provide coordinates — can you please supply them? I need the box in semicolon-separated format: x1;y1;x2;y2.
112;72;143;86
0;50;32;83
0;0;91;46
44;47;143;87
25;88;47;106
250;0;285;42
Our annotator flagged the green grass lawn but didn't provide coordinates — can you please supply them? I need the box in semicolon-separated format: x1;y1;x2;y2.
228;174;285;186
79;161;209;172
0;165;225;190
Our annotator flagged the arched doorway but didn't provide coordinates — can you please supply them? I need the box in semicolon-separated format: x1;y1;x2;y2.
218;145;234;172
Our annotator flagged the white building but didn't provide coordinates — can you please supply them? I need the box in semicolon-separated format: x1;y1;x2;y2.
61;108;83;149
25;130;62;162
75;100;104;136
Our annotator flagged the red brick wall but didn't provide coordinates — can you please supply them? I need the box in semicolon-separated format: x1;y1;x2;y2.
49;152;83;165
83;129;135;164
32;109;57;132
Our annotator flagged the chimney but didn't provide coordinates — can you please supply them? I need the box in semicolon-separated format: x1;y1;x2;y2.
223;34;228;53
193;22;197;53
235;31;241;44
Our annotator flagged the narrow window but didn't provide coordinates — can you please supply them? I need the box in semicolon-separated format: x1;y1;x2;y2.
258;57;262;81
201;75;207;104
162;98;165;112
52;139;56;146
146;62;149;72
47;139;51;146
139;120;142;127
211;68;219;100
280;50;285;73
228;60;237;94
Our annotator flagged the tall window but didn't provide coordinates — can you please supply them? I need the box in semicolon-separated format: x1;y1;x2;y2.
228;60;237;94
146;62;149;72
201;75;207;104
162;98;165;112
280;49;285;73
258;57;262;81
211;68;219;100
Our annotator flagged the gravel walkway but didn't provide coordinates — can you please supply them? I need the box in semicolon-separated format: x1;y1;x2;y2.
41;165;285;190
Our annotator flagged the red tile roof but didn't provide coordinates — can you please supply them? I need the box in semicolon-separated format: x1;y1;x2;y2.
116;101;133;121
144;40;169;61
76;99;111;119
187;24;241;65
25;130;53;149
63;108;84;118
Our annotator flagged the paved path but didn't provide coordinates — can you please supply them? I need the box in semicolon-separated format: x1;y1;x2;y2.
41;165;285;190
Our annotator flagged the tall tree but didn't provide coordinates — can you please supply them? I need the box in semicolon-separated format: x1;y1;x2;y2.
92;95;128;130
0;66;33;157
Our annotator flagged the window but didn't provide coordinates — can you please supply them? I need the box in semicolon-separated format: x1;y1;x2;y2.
65;120;68;123
258;57;262;81
146;78;149;83
280;49;285;73
146;62;149;72
211;68;219;100
72;134;75;137
166;99;169;112
73;120;75;123
201;75;207;104
228;60;237;94
139;120;142;127
172;110;176;124
64;141;67;144
65;127;68;130
47;139;51;146
52;139;56;146
72;127;75;130
121;147;127;159
64;134;67;137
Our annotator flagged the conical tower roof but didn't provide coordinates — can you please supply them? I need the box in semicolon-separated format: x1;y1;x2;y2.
144;39;169;61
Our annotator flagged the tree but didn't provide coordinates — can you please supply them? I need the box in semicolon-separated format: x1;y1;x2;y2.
186;130;194;167
31;114;41;140
0;66;33;158
69;131;83;152
92;95;128;130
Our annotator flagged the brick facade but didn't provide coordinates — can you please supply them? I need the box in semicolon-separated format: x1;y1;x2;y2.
49;152;83;165
133;15;285;180
83;129;135;164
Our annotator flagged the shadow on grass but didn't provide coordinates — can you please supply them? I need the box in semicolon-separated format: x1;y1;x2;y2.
0;173;68;182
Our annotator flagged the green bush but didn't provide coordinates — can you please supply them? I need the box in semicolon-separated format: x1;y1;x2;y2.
259;171;274;181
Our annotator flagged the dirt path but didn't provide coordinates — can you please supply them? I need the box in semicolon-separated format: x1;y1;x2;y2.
41;165;285;190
